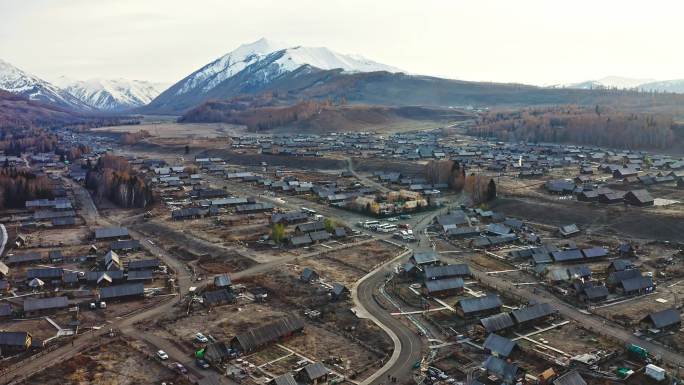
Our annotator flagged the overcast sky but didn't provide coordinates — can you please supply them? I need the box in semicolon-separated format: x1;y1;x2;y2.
1;0;682;86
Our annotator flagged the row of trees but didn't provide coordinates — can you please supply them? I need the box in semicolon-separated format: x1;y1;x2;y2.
469;106;677;150
179;97;336;131
424;159;496;205
85;155;154;208
0;168;53;209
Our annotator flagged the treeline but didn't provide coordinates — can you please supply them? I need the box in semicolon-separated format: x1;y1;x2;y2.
120;130;150;145
86;155;153;208
0;168;53;209
424;160;496;204
179;96;337;131
468;106;677;150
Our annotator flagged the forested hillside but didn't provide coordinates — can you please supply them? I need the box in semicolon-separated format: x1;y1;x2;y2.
467;106;682;150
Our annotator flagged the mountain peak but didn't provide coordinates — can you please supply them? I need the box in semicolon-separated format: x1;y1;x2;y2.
168;39;403;101
0;58;93;111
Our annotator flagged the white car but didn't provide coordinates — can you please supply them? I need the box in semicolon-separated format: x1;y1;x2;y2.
156;350;169;360
195;332;209;343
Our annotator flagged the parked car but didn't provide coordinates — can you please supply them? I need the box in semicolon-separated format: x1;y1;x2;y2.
195;332;209;343
156;350;169;360
172;362;187;374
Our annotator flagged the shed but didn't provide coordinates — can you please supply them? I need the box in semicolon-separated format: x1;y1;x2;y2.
99;283;145;300
483;355;521;384
204;289;235;306
424;264;471;280
296;362;331;384
23;296;69;314
300;268;319;283
214;274;232;288
553;370;587;385
624;189;654;206
423;278;464;297
479;312;515;334
231;316;305;353
511;303;554;326
640;308;681;331
483;333;518;358
456;294;502;318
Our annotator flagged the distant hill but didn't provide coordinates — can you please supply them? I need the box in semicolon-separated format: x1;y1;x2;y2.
0;58;94;111
53;77;168;111
179;97;472;133
0;89;133;129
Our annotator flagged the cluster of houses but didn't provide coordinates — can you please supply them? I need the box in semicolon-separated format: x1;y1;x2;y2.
431;209;543;249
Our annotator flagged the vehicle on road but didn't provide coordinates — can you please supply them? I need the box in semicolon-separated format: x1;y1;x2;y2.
172;362;187;374
157;350;169;360
196;358;210;369
195;332;209;343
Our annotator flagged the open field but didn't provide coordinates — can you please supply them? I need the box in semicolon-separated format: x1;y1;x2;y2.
21;338;190;385
91;122;247;139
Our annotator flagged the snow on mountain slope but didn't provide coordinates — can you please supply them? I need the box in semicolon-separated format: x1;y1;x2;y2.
173;37;404;97
637;79;684;94
554;76;656;90
54;76;168;111
0;58;93;111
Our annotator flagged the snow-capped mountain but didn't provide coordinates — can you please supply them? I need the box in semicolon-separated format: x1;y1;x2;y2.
0;58;93;111
145;38;404;113
637;79;684;94
54;77;168;111
555;76;656;90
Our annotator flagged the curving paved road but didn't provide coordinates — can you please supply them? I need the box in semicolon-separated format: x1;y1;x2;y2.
353;253;424;385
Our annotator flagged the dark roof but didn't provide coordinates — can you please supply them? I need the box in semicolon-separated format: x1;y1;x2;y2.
0;303;12;316
23;296;68;312
483;355;519;383
301;362;330;380
6;252;42;264
62;272;79;283
331;283;348;297
608;269;642;285
625;189;654;204
204;289;235;305
457;294;502;314
551;249;583;262
271;373;298;385
479;312;515;333
127;259;160;270
271;211;308;224
300;268;318;282
95;227;129;239
232;316;305;352
0;331;29;347
424;264;471;280
642;308;680;329
511;303;554;324
412;251;439;265
567;265;592;278
127;270;154;281
609;259;632;271
424;278;464;294
296;221;326;233
214;274;232;287
26;268;63;280
99;283;145;299
581;247;608;259
583;285;609;299
309;230;331;242
290;234;312;246
86;270;124;282
483;333;517;358
110;239;141;250
553;370;587;385
620;276;654;292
